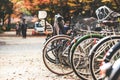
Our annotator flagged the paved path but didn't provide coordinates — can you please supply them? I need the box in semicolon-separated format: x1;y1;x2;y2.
0;31;79;80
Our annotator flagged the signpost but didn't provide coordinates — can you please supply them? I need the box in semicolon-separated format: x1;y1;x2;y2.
38;11;47;31
38;11;47;19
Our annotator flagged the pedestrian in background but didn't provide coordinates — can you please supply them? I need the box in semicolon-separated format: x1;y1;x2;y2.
54;13;65;35
57;16;65;34
64;21;70;34
15;21;21;36
21;19;27;38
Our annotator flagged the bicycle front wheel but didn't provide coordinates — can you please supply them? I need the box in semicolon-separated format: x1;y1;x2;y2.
70;34;103;80
89;35;120;80
43;35;73;75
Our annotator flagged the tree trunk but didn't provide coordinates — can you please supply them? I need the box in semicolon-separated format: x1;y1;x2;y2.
7;14;11;30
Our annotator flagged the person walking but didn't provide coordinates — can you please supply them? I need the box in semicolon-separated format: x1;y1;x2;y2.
21;19;27;38
15;21;21;36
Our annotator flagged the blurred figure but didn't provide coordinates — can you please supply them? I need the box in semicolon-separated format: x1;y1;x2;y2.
57;16;65;34
53;13;61;35
64;21;70;34
53;13;65;35
15;21;21;36
21;19;27;38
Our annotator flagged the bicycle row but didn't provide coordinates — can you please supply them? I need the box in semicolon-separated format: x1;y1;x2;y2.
42;5;120;80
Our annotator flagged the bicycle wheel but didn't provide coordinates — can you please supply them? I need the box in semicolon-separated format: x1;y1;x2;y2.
110;58;120;80
70;34;103;80
101;42;120;80
111;65;120;80
104;41;120;63
89;35;120;80
103;42;120;80
43;35;73;75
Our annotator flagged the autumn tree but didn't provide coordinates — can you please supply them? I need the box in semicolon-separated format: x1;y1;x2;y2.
0;0;13;28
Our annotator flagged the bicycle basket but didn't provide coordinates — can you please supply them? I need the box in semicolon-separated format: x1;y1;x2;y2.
96;5;113;22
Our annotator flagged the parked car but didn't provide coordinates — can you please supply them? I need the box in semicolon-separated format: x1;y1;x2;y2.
40;20;53;34
34;21;44;34
32;20;53;35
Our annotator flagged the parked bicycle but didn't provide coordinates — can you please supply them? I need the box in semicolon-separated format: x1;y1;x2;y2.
100;41;120;80
70;5;120;80
88;5;120;80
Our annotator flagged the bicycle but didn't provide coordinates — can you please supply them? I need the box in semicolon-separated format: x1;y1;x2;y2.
42;19;88;75
70;5;120;80
70;33;103;79
88;5;120;80
89;35;120;80
43;34;73;75
101;57;120;80
97;40;120;80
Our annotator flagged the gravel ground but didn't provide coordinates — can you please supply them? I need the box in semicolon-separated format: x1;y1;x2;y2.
0;35;79;80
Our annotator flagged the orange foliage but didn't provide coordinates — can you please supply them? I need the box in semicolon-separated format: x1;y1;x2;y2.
24;0;32;6
24;0;34;10
53;0;59;4
11;0;58;18
41;0;50;4
33;0;41;6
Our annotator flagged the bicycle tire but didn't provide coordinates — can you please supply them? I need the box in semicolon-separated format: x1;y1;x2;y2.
89;35;120;80
111;59;120;80
43;35;73;75
70;34;103;80
103;42;120;80
104;42;120;63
